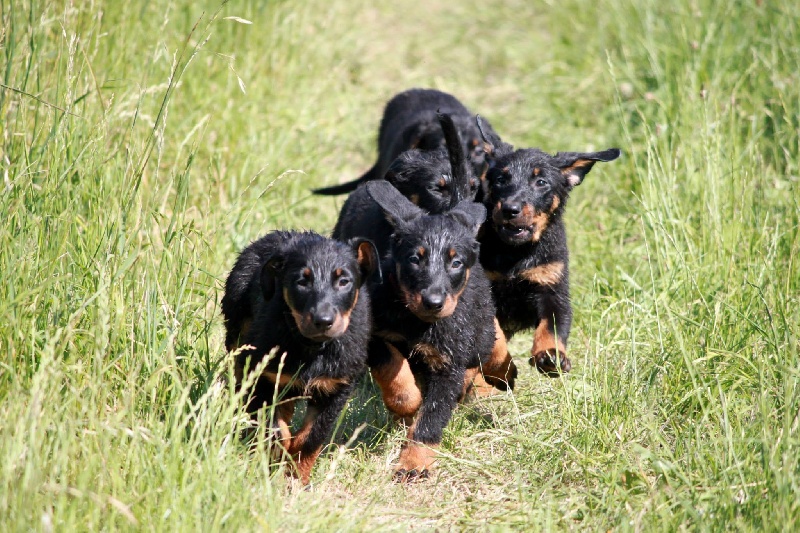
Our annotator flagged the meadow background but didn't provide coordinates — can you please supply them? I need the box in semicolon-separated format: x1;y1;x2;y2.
1;0;798;530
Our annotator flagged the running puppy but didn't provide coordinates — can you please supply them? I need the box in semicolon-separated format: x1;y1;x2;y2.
313;88;498;196
332;113;516;394
359;181;496;482
478;123;621;376
221;230;379;484
332;112;481;257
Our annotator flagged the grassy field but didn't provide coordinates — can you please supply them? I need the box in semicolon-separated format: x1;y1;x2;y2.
1;0;798;530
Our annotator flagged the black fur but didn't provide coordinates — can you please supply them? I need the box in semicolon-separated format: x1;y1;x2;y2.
221;230;379;484
313;88;498;195
337;180;496;482
332;113;479;258
480;130;621;376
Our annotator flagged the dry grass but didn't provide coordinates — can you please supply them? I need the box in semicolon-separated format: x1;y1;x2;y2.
1;0;798;530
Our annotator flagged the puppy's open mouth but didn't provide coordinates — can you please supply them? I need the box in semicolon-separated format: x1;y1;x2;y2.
497;222;533;242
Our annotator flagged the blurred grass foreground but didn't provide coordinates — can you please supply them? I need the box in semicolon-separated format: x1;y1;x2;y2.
1;0;798;530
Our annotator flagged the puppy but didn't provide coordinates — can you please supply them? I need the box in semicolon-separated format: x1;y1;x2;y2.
332;112;479;257
478;122;621;376
221;230;379;484
332;112;517;395
313;88;498;195
362;181;496;481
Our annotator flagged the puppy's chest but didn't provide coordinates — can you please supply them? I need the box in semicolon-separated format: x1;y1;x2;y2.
266;367;351;398
261;334;355;378
481;239;564;289
375;327;458;372
261;343;355;396
480;238;529;276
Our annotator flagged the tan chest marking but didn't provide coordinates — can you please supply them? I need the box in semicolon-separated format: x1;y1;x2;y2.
519;261;564;286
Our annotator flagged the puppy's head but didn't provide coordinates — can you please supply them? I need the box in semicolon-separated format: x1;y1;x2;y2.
402;112;489;186
385;148;464;213
366;181;486;322
386;112;482;213
260;234;379;342
483;147;621;245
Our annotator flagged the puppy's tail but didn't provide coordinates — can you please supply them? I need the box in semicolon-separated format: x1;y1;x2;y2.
312;165;379;195
437;111;471;207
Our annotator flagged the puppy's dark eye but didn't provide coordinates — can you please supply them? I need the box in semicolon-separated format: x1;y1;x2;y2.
338;278;350;288
409;256;420;265
534;178;547;187
297;278;311;288
494;175;506;186
450;260;462;270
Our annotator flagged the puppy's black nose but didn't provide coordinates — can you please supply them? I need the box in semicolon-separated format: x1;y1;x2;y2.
422;293;445;312
313;313;335;330
501;203;521;219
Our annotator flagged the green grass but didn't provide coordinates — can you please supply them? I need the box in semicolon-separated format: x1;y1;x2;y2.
1;0;798;530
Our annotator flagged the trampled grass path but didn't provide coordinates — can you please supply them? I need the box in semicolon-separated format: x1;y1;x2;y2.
1;0;798;530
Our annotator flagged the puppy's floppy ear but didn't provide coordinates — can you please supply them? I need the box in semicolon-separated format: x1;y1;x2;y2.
550;148;621;187
259;254;284;301
447;199;487;236
350;238;382;286
476;115;514;166
365;181;425;230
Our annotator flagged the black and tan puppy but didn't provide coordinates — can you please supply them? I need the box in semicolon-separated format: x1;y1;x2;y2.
333;113;516;396
313;88;498;196
478;125;621;376
332;112;480;257
221;230;379;484
352;181;498;481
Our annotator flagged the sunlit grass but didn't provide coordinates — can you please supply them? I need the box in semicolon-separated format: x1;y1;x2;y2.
0;0;798;529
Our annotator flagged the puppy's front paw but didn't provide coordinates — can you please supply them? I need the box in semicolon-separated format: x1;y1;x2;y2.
529;349;571;377
485;358;518;391
393;442;437;483
392;468;430;484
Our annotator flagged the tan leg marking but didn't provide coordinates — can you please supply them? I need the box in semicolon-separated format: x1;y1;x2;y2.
370;343;422;423
262;371;293;386
395;441;439;482
461;366;480;400
477;318;517;392
275;401;295;445
532;319;566;355
484;270;505;282
462;367;498;399
530;319;571;375
287;406;321;485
